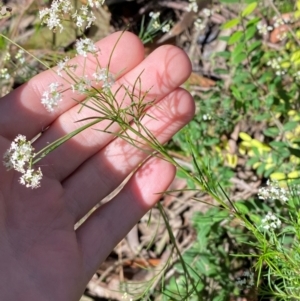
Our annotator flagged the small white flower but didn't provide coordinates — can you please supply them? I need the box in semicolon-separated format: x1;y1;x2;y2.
86;12;96;28
258;180;289;203
56;57;69;77
273;16;285;28
4;52;11;61
88;0;105;8
80;5;89;15
202;114;211;121
186;0;198;13
203;8;212;17
41;82;63;112
152;21;160;29
15;49;25;64
71;76;92;94
0;68;10;80
261;212;281;230
61;0;72;14
39;0;73;32
257;22;273;35
72;8;96;29
3;135;44;189
149;11;160;19
93;68;115;92
75;38;98;57
3;135;34;173
195;18;205;30
19;168;43;189
162;24;171;33
75;15;84;27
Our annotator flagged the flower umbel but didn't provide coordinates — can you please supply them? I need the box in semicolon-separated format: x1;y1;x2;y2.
87;0;105;8
39;0;73;32
71;75;92;94
186;0;198;13
75;38;98;57
258;180;289;203
19;168;43;189
3;135;43;189
41;82;63;112
261;212;282;231
3;135;34;172
93;68;115;92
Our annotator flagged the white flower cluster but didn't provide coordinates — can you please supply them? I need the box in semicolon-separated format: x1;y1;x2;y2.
87;0;105;8
72;4;97;29
202;8;212;17
75;38;99;57
71;75;92;94
39;0;103;32
0;68;10;80
186;0;198;13
257;22;273;35
235;270;255;288
162;24;171;33
39;0;72;32
195;18;205;30
93;68;115;92
56;57;73;77
202;113;212;121
266;57;287;76
3;135;42;189
149;11;171;33
261;212;282;231
149;11;160;19
15;49;25;65
41;82;63;112
273;16;285;28
258;180;289;203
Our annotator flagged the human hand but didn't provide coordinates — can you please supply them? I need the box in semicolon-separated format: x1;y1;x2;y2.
0;31;194;300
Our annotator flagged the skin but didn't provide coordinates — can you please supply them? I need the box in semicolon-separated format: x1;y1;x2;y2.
0;32;195;300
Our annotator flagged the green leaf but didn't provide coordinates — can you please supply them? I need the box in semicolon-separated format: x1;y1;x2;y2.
232;52;247;64
283;121;298;131
269;141;287;149
249;213;261;224
263;127;280;137
245;25;257;41
257;162;266;175
228;31;243;44
232;43;244;57
216;51;231;58
247;17;260;26
241;2;258;17
222;18;240;30
235;202;249;214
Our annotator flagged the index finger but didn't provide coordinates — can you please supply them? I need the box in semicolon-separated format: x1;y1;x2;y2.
0;31;144;141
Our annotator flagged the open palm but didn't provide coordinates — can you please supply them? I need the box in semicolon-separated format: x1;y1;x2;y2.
0;32;194;301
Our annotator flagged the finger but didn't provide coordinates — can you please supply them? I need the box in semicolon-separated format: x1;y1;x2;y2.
33;45;192;181
63;88;194;221
0;31;144;141
76;156;176;279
